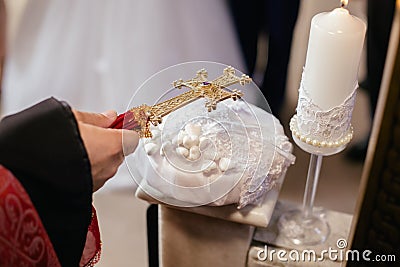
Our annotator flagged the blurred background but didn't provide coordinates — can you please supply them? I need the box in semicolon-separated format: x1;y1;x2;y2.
1;0;388;266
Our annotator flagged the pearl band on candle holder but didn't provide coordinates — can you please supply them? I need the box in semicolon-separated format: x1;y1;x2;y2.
290;115;353;148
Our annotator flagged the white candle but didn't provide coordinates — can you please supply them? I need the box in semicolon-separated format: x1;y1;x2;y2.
303;6;366;110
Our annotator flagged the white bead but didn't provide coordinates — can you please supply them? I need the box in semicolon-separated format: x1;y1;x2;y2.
188;146;201;160
334;141;340;147
177;131;185;145
192;135;200;146
312;140;318;146
185;123;202;136
184;123;194;132
183;135;199;148
176;147;189;158
145;143;159;155
182;135;191;148
219;157;230;172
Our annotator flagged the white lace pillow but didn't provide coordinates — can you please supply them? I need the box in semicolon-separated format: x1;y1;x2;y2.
128;99;295;208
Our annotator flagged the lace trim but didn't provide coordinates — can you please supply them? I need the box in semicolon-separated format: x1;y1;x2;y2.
238;135;294;209
296;72;358;143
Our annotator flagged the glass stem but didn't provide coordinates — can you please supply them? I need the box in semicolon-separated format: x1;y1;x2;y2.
302;154;323;219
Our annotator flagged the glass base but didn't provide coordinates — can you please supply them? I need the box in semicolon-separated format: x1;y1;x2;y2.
278;209;330;246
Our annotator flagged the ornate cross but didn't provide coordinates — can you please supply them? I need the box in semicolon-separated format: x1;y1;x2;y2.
110;66;252;138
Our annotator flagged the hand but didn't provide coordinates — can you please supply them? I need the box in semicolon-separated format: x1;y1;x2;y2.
73;110;139;191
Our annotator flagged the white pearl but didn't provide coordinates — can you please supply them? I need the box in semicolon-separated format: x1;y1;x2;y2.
177;131;185;145
185;123;202;136
188;146;201;160
183;135;199;149
184;123;194;132
312;140;318;146
145;143;159;155
219;157;230;172
176;147;189;158
192;135;200;146
334;141;340;147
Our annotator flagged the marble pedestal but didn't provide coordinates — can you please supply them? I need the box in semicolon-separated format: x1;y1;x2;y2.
136;189;353;267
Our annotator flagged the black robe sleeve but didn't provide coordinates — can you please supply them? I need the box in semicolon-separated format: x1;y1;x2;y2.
0;97;93;266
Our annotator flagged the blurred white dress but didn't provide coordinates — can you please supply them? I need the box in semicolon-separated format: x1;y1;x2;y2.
1;0;244;191
2;0;244;115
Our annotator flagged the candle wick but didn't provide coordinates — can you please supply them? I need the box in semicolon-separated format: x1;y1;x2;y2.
340;0;348;8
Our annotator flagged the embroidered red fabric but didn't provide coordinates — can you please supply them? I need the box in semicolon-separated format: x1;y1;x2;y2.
0;166;101;266
80;207;102;267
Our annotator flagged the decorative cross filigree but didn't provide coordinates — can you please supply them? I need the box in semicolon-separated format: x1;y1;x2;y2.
114;67;252;138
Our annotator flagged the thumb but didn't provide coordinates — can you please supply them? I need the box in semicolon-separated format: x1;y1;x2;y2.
73;110;117;128
122;129;140;155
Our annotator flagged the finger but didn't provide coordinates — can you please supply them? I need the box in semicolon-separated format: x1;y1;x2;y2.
122;130;140;155
93;160;122;192
73;110;117;128
94;127;138;157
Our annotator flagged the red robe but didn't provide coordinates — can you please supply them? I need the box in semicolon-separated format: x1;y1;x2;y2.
0;98;101;266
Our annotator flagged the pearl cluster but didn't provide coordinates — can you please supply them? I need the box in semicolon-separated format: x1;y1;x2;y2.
172;123;230;173
172;123;203;161
143;123;231;174
290;115;353;148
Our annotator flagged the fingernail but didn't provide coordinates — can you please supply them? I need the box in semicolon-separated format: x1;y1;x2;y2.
102;110;117;120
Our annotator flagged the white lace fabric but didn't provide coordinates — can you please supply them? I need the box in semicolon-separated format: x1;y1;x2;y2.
296;75;358;143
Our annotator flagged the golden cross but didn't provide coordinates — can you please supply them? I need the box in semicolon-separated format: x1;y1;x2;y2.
112;67;252;138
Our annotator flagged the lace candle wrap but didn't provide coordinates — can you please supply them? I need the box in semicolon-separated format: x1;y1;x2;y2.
292;7;366;152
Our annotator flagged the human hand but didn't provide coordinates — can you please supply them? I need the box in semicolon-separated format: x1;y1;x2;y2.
73;110;139;191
